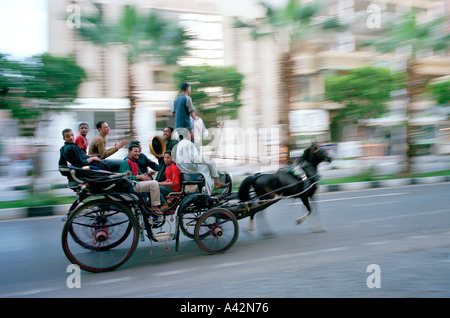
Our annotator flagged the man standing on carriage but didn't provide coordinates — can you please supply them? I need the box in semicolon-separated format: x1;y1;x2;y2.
171;82;199;132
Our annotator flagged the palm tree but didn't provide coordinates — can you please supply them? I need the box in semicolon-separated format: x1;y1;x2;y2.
76;3;192;139
77;2;116;97
234;0;345;162
117;5;192;140
363;9;449;174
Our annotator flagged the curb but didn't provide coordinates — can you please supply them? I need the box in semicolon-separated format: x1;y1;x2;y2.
317;175;450;193
0;204;71;221
1;176;449;221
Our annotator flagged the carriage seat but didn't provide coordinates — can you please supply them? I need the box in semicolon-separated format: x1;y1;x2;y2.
58;165;133;193
181;173;205;193
181;173;205;185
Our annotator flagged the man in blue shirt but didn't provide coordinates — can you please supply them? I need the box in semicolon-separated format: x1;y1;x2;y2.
171;82;199;132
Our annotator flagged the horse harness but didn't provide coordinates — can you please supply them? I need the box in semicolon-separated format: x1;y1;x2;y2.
293;159;320;183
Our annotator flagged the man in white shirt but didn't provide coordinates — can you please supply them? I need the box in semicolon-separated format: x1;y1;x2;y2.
174;128;226;195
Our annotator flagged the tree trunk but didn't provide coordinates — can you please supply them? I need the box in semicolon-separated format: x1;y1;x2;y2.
127;62;137;141
101;47;107;98
404;57;422;175
278;50;295;164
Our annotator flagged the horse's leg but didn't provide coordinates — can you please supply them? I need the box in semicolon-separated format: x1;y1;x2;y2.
249;184;275;232
297;196;312;225
248;215;255;232
254;210;276;238
307;195;326;232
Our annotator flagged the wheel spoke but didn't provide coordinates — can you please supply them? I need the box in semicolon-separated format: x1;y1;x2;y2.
194;208;239;254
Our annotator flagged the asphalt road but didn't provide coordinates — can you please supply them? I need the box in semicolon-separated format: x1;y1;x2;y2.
0;183;449;299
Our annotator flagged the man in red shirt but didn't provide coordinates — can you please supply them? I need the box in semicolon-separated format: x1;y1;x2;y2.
158;151;181;204
75;122;89;154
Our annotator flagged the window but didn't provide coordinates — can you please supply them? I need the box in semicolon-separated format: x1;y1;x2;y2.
94;112;115;129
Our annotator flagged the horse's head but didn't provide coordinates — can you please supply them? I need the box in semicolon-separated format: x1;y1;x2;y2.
302;144;332;168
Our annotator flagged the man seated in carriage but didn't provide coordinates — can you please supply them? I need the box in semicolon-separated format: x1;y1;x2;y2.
155;126;178;182
58;128;110;171
173;128;227;195
157;150;181;205
129;140;160;178
119;143;168;214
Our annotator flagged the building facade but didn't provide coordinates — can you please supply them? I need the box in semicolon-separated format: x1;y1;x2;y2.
285;0;450;156
47;0;449;170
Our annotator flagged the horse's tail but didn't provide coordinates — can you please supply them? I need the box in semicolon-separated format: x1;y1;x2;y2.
238;175;256;202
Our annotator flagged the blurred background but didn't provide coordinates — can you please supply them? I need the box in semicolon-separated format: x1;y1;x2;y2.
0;0;449;204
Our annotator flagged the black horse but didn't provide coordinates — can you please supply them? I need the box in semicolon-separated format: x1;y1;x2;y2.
238;144;332;231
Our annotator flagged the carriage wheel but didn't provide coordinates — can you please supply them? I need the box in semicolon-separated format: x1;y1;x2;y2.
61;199;139;273
178;194;208;239
194;208;239;254
180;210;203;239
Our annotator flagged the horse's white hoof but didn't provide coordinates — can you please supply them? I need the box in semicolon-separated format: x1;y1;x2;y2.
296;218;306;225
262;232;276;239
309;225;326;233
296;212;310;225
248;220;254;232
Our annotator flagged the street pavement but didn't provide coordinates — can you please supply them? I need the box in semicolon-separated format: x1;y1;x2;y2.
0;182;448;299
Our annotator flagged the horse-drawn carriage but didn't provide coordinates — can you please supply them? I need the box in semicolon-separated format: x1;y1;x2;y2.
60;144;331;273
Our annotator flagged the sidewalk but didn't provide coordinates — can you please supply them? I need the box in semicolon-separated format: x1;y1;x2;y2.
1;155;449;221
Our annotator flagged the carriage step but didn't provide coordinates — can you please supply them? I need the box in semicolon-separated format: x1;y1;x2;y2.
155;232;171;242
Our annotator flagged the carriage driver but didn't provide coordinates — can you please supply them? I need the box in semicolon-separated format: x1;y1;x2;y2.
173;128;227;195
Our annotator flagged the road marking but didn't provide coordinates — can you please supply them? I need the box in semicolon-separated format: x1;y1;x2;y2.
316;192;407;203
350;200;399;208
265;250;316;261
353;208;450;223
87;276;132;286
154;267;203;277
213;261;242;268
0;287;60;297
321;247;348;252
405;235;428;240
287;192;407;205
363;240;390;246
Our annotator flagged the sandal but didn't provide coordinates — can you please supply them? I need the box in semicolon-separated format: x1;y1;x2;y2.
151;206;163;215
159;203;170;211
215;182;229;189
